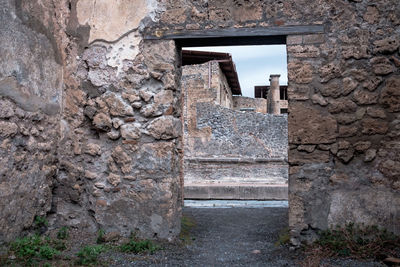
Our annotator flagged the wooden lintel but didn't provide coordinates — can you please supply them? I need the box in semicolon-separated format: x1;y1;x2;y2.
144;25;324;40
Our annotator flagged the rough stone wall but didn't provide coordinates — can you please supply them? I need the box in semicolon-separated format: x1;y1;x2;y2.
233;96;268;114
185;102;288;185
2;0;400;244
0;0;67;242
53;0;182;240
145;0;400;243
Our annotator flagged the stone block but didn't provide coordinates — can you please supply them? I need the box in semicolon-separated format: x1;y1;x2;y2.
289;102;337;144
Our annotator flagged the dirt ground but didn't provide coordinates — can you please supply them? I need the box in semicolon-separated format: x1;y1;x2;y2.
1;206;388;266
103;207;385;267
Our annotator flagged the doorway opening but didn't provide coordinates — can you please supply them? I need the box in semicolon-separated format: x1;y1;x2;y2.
178;41;289;203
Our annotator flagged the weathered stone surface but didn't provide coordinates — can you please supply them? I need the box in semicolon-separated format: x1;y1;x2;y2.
338;124;359;137
111;146;131;166
288;62;313;84
363;6;379;24
361;118;389;135
342;45;369;59
366;107;386;119
2;0;400;247
103;93;134;117
93;112;112;131
364;149;376;162
336;148;354;163
287;45;319;58
319;80;341;98
371;57;395;75
354;141;371;152
373;36;400;54
85;143;101;156
311;94;328;106
379;160;400;179
352;89;379;105
146;116;181;140
342;77;358;96
0;99;15;118
290;149;330;165
289;102;337;144
362;76;383;91
320;63;341;83
335;113;357;125
76;0;157;43
288;85;310;100
379;76;400;112
328;98;357;113
0;121;18;137
107;173;121;187
297;145;316;153
120;123;141;140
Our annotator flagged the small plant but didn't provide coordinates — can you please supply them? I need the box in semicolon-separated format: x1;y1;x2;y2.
76;245;106;265
179;215;196;244
38;245;59;260
275;227;290;246
302;223;400;266
96;229;105;244
34;216;49;228
119;239;158;254
9;234;60;263
57;226;69;240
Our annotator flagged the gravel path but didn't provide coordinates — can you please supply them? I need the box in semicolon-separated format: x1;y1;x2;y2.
108;207;299;266
105;206;385;267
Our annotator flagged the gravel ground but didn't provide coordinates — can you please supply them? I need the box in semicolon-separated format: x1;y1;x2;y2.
1;205;387;266
103;207;385;267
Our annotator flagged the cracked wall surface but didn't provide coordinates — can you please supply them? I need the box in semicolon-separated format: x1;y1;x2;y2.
0;0;399;244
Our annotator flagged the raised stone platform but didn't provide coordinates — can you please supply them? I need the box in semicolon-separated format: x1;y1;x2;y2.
184;183;288;200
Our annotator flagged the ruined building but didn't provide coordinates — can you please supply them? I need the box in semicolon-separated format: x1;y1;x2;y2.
255;75;289;114
0;0;399;246
181;50;288;200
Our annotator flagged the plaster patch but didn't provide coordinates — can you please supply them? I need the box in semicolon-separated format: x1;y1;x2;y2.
76;0;161;43
106;31;142;74
150;214;163;232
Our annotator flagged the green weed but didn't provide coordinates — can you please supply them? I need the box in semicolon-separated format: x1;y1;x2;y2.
56;226;69;240
119;239;158;254
275;227;290;246
34;216;48;228
76;245;106;265
96;229;105;244
304;223;400;263
179;215;197;244
9;234;60;263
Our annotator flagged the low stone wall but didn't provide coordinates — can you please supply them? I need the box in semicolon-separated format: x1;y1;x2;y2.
184;102;288;199
186;102;288;160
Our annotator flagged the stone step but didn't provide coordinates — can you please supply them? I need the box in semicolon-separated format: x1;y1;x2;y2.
184;183;288;200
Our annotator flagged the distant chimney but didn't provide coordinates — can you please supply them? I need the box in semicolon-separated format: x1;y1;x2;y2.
269;74;280;114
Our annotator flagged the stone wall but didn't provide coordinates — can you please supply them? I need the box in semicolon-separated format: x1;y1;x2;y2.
142;0;400;243
1;0;400;245
184;102;288;186
233;96;268;114
0;0;66;242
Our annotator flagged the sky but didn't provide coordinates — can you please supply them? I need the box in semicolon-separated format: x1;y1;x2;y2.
183;45;287;97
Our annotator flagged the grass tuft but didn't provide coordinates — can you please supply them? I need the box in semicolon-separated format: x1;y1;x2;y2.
302;223;400;266
76;245;106;265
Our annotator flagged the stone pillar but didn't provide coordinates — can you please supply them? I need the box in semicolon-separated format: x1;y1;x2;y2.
269;74;281;115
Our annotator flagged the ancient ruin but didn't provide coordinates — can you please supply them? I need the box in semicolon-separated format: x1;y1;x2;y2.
0;0;399;247
181;50;288;200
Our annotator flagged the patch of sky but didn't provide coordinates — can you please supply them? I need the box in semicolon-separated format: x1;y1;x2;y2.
184;45;287;97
